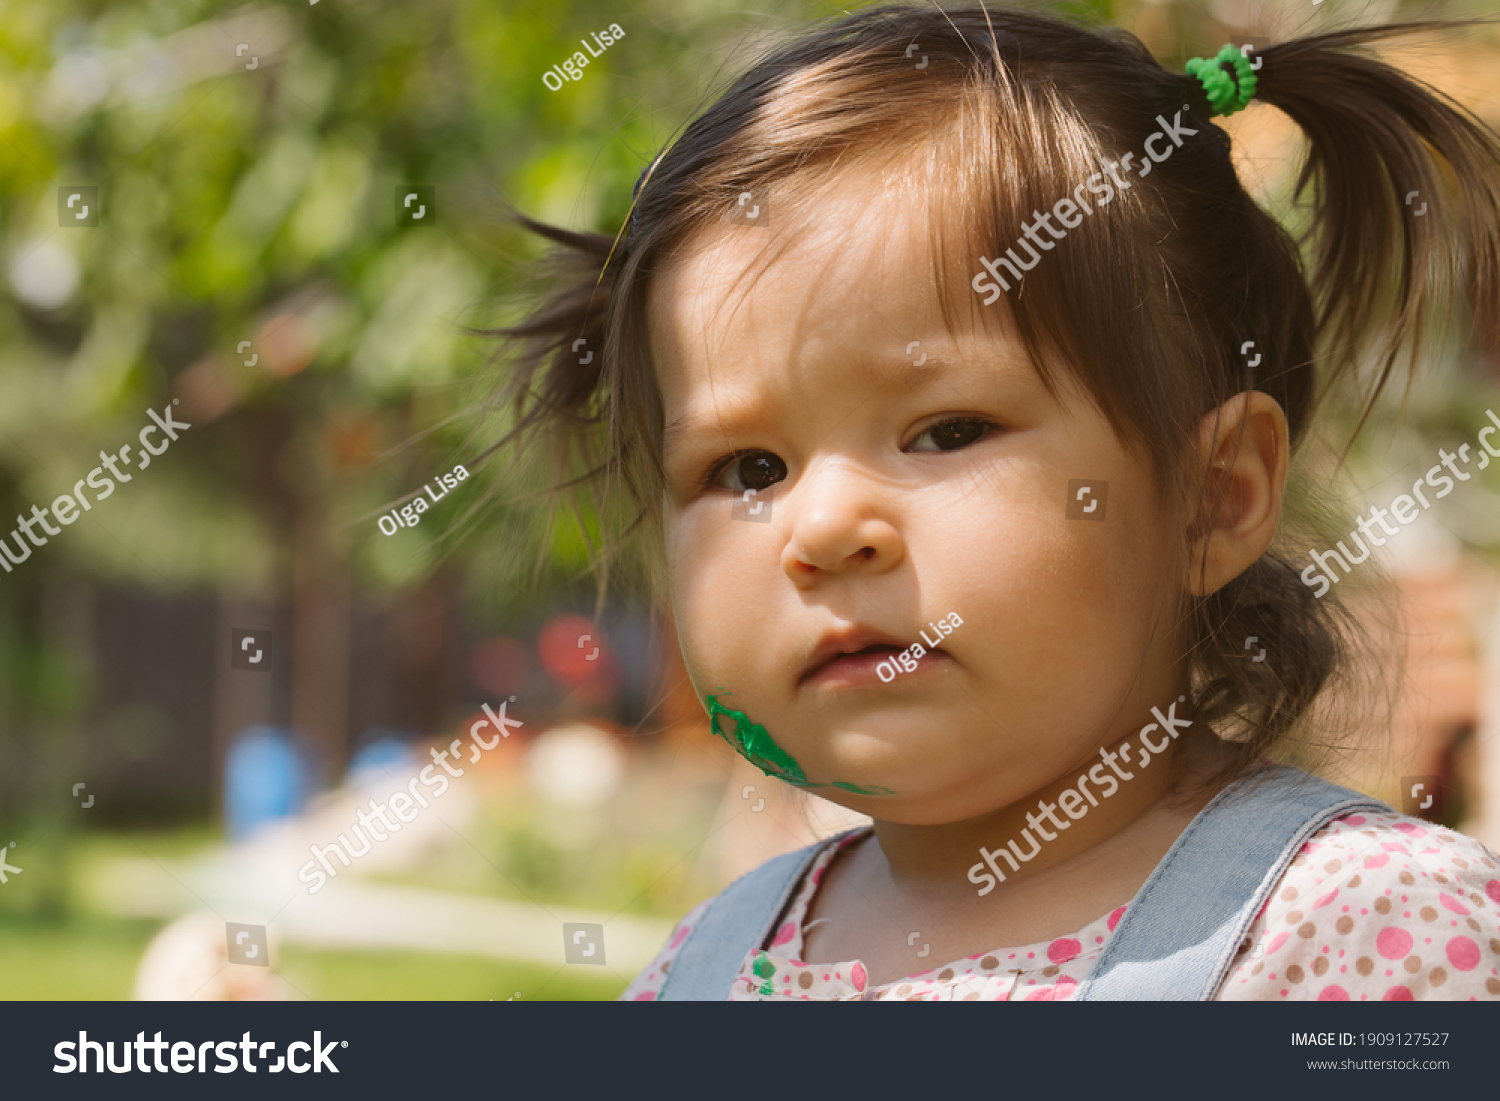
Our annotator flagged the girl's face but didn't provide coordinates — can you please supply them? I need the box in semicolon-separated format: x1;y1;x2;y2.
649;177;1191;824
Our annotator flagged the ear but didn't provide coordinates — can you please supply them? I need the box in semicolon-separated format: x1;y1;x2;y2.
1183;391;1290;597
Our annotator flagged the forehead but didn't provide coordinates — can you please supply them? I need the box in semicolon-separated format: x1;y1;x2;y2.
645;167;1015;416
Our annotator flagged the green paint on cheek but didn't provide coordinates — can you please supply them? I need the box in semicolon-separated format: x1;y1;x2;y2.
705;693;820;788
704;691;896;796
829;780;897;796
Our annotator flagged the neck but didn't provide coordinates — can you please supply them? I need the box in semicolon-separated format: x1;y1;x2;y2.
867;727;1229;899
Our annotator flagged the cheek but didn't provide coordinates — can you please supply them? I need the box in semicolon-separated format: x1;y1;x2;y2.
664;506;769;688
917;478;1167;660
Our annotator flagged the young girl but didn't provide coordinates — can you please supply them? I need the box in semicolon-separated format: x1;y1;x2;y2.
489;4;1500;1000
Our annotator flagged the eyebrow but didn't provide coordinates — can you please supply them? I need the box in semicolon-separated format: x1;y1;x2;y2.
659;349;1031;454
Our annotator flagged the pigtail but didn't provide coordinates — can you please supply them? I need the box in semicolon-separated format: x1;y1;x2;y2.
1181;22;1500;787
1251;23;1500;432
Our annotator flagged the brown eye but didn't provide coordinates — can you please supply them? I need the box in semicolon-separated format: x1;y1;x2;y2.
717;451;787;492
910;418;991;452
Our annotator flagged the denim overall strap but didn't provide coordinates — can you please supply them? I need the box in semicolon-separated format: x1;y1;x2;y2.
657;830;861;1001
1073;764;1391;1001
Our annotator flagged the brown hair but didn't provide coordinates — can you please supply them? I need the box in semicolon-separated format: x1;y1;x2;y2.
473;5;1500;787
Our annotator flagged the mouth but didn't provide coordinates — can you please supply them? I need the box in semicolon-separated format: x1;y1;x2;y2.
798;630;947;688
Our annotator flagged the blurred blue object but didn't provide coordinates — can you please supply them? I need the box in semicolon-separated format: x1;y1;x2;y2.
224;726;306;841
346;731;418;786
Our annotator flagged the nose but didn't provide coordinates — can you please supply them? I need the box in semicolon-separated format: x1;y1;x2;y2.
781;462;905;584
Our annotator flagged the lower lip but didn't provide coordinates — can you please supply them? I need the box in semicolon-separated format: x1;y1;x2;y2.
801;649;952;689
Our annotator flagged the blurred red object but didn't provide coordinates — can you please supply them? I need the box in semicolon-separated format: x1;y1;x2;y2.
538;614;616;689
469;636;531;697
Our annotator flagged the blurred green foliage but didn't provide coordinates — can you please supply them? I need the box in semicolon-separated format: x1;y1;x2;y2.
0;0;737;606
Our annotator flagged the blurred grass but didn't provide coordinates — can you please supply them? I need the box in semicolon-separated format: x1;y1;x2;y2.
0;913;628;1000
276;946;627;1001
0;914;159;1000
0;823;666;999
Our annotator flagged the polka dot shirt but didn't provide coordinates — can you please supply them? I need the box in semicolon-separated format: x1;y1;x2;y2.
620;812;1500;1001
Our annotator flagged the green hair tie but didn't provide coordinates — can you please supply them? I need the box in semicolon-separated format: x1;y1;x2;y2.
1185;43;1258;117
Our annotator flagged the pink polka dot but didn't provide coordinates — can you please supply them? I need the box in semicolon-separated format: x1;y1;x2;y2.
1266;932;1290;955
669;924;692;949
1381;842;1407;852
1318;985;1350;1000
1376;927;1413;960
770;922;796;946
1393;821;1426;837
1446;936;1481;971
1365;854;1390;869
1314;888;1339;909
1382;985;1414;1001
1485;880;1500;905
1047;938;1082;964
634;991;657;1000
850;962;867;991
1440;893;1470;916
1025;976;1076;1001
1343;816;1366;826
1107;906;1127;932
